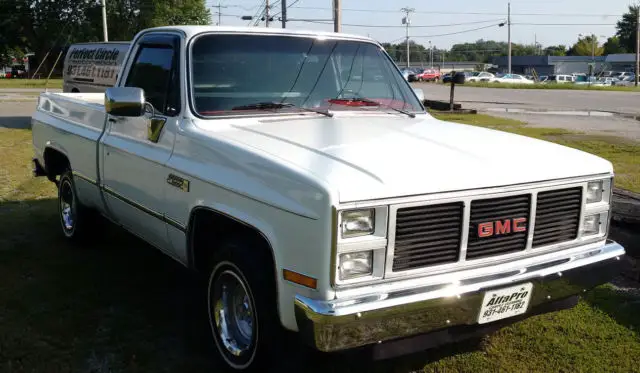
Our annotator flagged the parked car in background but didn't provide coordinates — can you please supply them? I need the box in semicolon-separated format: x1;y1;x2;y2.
574;75;598;85
538;75;549;83
467;72;495;83
546;75;575;84
400;68;419;82
615;72;634;80
615;75;636;86
63;41;131;93
10;65;27;78
400;69;410;81
442;71;469;84
416;68;441;82
492;74;534;84
596;77;620;86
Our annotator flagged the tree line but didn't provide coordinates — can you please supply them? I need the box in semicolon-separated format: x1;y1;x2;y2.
0;0;210;68
382;5;638;63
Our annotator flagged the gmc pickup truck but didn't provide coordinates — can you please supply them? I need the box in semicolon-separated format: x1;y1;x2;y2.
31;26;625;370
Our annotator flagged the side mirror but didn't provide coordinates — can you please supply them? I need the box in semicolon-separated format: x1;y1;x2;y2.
452;72;466;85
105;87;145;117
413;88;425;101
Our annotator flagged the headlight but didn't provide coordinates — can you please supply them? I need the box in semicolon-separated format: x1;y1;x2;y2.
338;251;373;280
341;209;375;238
586;181;604;203
582;214;601;236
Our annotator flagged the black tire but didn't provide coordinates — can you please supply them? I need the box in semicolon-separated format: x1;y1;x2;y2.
57;169;93;242
207;237;282;371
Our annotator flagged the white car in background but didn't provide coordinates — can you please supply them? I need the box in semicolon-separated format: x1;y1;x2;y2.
467;72;495;83
492;74;534;84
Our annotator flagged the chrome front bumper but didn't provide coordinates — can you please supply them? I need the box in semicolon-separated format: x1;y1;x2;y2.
295;240;625;352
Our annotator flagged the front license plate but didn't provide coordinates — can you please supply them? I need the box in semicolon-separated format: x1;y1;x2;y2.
478;283;533;324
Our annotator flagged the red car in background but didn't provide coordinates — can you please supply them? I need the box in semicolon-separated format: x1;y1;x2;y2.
416;68;441;82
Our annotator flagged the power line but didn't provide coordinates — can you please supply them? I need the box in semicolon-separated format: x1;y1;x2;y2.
409;23;504;38
286;18;506;28
288;5;621;17
512;23;617;26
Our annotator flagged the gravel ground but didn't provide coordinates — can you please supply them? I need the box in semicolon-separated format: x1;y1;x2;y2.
481;110;640;141
0;101;36;129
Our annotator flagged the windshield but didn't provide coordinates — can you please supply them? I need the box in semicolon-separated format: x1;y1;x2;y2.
190;34;423;116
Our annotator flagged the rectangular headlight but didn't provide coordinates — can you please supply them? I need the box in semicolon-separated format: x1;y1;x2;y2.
338;251;373;280
586;181;604;203
341;209;375;238
582;214;601;236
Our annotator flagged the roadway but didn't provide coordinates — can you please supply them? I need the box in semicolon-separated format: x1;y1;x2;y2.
414;83;640;115
414;83;640;141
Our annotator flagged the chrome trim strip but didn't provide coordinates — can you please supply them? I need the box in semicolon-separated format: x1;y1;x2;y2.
459;200;471;262
525;191;538;250
101;185;187;232
72;171;97;185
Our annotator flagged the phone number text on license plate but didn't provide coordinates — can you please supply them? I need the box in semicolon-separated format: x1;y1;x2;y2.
478;283;533;324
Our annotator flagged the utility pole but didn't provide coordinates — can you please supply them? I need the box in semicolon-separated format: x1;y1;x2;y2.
281;0;287;28
401;7;415;68
333;0;341;32
101;0;108;42
429;41;433;68
507;2;511;74
214;0;228;26
265;0;270;27
636;4;639;87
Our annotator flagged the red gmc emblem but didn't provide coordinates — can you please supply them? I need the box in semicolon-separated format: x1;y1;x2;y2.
478;218;527;238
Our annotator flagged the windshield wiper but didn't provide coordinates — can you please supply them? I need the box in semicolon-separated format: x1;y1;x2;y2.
329;97;416;118
231;102;333;117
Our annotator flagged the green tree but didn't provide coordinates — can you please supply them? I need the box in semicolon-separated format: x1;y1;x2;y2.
615;5;639;52
543;45;567;56
603;36;627;54
567;35;604;56
0;0;210;72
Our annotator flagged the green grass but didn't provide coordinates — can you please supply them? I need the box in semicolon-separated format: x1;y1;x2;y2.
1;125;639;372
432;112;640;193
458;82;640;91
0;78;62;89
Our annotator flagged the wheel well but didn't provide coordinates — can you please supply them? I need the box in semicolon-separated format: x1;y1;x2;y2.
71;88;80;93
189;208;276;276
43;148;70;179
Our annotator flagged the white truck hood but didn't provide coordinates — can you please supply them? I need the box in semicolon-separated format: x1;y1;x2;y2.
204;113;613;202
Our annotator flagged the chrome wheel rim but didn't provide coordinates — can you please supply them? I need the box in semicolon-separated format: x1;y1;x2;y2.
59;180;75;232
213;270;255;358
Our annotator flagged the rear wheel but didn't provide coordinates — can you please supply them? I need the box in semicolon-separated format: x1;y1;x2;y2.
207;238;282;371
57;170;94;241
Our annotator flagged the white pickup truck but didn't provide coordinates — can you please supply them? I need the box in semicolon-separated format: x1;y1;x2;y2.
31;26;625;370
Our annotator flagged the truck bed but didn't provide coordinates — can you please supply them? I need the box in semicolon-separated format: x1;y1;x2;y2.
32;92;108;188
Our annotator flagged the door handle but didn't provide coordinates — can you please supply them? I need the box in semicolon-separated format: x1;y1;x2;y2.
147;117;167;143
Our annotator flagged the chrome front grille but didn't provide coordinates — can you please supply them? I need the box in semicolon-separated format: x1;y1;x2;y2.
391;186;585;273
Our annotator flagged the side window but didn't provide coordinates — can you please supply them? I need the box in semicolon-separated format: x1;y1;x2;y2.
125;46;179;116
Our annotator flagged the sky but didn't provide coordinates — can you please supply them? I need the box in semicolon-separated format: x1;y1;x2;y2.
205;0;636;49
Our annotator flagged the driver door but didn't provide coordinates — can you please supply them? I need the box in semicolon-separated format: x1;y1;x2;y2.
100;33;182;253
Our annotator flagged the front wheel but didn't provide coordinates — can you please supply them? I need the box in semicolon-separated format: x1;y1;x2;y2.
208;239;282;371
